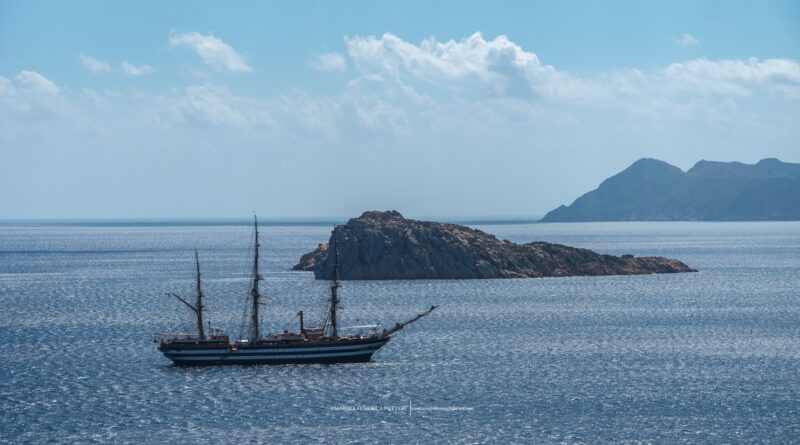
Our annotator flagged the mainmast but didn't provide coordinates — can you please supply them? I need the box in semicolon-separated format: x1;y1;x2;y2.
194;250;205;340
328;227;341;339
250;215;264;341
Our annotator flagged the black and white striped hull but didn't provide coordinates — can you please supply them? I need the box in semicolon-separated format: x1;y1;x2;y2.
159;337;390;366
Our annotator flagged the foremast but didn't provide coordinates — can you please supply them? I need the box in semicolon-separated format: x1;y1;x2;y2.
250;215;264;341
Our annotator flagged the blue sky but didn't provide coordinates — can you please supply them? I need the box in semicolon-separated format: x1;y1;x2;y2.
1;0;799;218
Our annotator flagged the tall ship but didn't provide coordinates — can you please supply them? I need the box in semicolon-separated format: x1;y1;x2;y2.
156;217;436;366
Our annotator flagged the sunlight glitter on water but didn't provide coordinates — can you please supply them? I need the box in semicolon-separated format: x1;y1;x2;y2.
1;221;799;443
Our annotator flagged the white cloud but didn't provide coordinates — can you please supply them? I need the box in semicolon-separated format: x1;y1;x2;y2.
0;70;66;116
3;33;798;151
309;52;346;71
344;32;594;100
662;57;800;98
121;61;156;76
80;54;155;77
168;30;252;72
79;53;112;73
15;70;60;95
170;85;409;135
343;31;800;113
674;33;700;46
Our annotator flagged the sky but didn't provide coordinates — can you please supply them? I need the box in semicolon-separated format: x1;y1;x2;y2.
1;0;799;219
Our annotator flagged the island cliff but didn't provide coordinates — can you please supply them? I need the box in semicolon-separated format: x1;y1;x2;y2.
293;211;696;280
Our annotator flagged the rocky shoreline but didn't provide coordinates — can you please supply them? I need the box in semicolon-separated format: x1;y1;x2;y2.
292;211;697;280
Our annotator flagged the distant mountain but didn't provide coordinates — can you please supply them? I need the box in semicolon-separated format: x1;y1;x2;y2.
541;158;800;222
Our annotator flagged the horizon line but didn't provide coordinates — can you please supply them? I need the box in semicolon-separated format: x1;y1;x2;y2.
0;214;547;227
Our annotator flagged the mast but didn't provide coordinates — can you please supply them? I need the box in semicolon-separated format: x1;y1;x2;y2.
164;250;206;340
328;227;341;339
164;249;206;340
297;310;305;334
250;215;263;341
194;250;205;340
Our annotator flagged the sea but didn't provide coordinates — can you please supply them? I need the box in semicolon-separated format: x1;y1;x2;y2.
1;220;799;444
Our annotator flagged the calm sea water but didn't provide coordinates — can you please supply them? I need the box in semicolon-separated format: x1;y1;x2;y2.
1;221;799;444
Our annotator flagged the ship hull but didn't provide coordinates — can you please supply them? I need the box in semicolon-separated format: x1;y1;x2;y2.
159;337;390;366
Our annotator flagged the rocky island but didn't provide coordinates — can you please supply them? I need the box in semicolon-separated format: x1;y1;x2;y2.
293;211;696;280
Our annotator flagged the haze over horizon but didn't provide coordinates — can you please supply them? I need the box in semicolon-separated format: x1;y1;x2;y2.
2;1;799;219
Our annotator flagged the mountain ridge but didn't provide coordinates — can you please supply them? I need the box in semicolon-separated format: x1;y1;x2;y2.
541;158;800;222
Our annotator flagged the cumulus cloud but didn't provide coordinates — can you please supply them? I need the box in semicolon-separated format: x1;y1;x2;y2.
344;32;595;100
168;30;252;72
80;54;112;73
309;52;346;71
674;33;700;46
121;61;156;76
342;32;800;111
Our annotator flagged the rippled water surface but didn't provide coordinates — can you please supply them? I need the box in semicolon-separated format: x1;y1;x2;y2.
1;221;799;444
